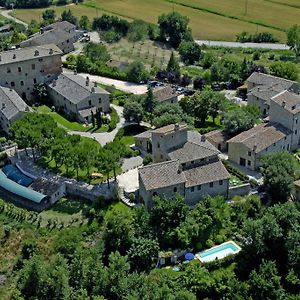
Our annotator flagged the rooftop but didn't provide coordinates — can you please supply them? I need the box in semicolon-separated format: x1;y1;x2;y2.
47;73;109;104
0;44;62;65
153;86;178;102
30;177;62;196
139;160;185;190
168;141;218;164
0;86;29;120
205;129;229;144
247;72;297;90
227;123;291;153
248;83;286;103
184;160;230;187
43;21;76;33
152;123;187;134
134;130;152;140
271;90;300;114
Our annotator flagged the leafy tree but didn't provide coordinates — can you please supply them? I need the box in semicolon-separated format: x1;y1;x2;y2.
61;9;78;26
42;9;56;24
248;260;285;300
287;24;300;57
10;31;27;44
200;52;217;69
84;42;110;63
180;74;191;87
32;82;47;103
123;101;144;124
127;19;148;42
127;237;159;272
126;61;148;83
178;40;201;64
269;61;299;81
79;15;91;31
27;20;40;36
103;206;135;254
260;151;296;203
158;11;192;48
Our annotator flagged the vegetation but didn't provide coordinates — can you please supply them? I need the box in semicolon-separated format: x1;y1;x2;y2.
1;192;300;299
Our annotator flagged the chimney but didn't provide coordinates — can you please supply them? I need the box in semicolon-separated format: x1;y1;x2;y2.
49;48;53;55
1;103;5;110
34;50;39;56
86;76;90;86
174;123;180;131
253;144;257;152
282;101;286;108
74;69;77;75
52;80;56;87
12;54;16;59
91;87;95;93
201;135;206;142
177;164;182;174
94;81;97;87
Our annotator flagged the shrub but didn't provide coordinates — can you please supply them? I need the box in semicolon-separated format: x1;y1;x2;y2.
108;108;120;131
253;51;260;60
143;154;152;165
206;239;214;248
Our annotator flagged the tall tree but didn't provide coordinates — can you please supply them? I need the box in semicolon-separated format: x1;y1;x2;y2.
260;151;296;203
287;24;300;57
167;51;180;74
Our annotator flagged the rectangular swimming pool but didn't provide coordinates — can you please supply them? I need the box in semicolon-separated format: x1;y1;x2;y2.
196;241;241;263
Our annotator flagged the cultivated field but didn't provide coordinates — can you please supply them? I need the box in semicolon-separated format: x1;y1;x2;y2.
13;0;300;41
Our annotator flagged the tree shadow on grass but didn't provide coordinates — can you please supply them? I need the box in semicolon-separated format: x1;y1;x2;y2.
47;197;91;215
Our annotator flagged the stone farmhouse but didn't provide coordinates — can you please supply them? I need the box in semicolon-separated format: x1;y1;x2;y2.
20;21;78;54
47;73;110;123
153;86;178;105
228;90;300;170
0;44;62;102
247;72;299;117
137;124;230;208
228;123;292;171
0;86;30;133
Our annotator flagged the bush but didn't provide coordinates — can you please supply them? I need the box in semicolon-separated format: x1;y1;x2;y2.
252;51;260;60
108;108;120;131
143;154;152;165
206;239;214;248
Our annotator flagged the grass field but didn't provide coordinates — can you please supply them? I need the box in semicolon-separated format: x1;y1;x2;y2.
12;0;299;41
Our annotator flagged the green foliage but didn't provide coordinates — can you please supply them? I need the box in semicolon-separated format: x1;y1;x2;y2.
260;151;296;203
79;15;91;31
84;42;110;63
269;61;299;81
61;9;77;26
178;40;202;65
236;31;279;43
42;9;56;24
166;51;180;74
127;20;149;42
123;101;144;124
126;61;149;83
287;24;300;56
158;11;192;48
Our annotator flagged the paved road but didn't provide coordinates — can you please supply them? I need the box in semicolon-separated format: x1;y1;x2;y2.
196;40;290;50
0;8;28;28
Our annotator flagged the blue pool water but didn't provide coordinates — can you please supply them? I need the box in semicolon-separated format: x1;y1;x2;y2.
198;241;240;263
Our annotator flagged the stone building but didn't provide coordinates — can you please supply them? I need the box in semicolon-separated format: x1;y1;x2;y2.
153;86;178;105
0;44;62;102
246;72;299;117
0;86;30;133
269;90;300;151
21;21;77;54
227;123;292;171
47;73;110;123
134;131;152;153
138;124;230;208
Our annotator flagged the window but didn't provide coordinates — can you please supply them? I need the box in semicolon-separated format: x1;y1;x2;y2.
273;143;276;146
7;67;11;73
20;81;24;86
99;98;102;104
40;69;44;73
191;161;194;164
88;100;92;106
296;119;298;124
18;66;21;72
160;155;163;159
295;130;298;135
32;64;35;70
209;182;214;188
153;192;158;197
182;163;186;168
197;185;201;190
157;143;160;148
33;78;37;84
284;136;287;140
248;151;251;156
219;180;223;185
11;82;15;87
191;187;195;192
173;187;177;193
248;160;251;166
38;58;43;62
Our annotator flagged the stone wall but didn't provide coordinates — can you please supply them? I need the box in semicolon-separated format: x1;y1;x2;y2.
228;183;251;198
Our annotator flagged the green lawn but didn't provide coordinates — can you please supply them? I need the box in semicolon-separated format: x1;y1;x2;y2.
36;105;109;132
13;0;290;41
